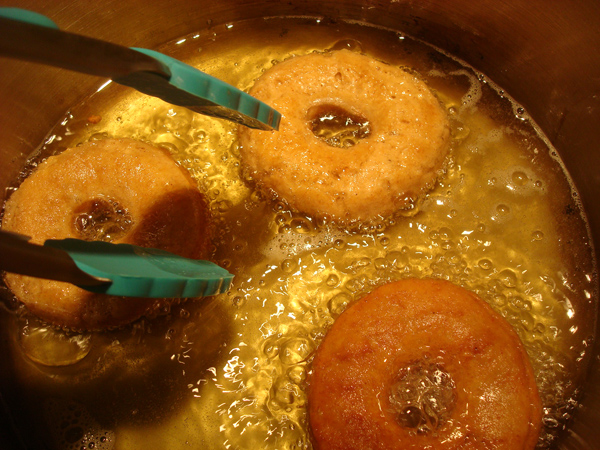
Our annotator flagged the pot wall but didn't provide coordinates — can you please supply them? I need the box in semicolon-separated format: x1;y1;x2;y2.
0;0;598;448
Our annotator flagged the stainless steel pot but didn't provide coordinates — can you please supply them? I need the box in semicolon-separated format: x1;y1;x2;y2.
0;0;598;448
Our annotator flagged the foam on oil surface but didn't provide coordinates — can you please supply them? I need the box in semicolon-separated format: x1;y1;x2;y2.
44;398;114;450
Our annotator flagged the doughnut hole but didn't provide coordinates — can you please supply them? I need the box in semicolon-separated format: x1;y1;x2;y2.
306;104;371;148
72;198;133;242
388;360;456;433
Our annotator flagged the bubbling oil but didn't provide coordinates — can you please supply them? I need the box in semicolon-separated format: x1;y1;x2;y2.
73;198;133;242
0;17;597;450
307;104;372;148
388;359;457;433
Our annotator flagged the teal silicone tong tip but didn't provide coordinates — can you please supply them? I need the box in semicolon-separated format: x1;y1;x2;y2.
132;48;281;131
0;231;233;299
0;8;281;130
0;7;58;28
44;239;234;298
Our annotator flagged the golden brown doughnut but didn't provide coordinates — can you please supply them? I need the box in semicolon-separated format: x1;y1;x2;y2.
239;49;450;223
309;278;542;450
2;138;211;330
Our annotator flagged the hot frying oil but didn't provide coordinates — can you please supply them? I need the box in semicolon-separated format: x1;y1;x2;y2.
1;17;597;450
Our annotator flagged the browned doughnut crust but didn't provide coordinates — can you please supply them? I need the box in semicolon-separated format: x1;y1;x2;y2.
309;278;542;450
239;49;450;223
2;138;211;330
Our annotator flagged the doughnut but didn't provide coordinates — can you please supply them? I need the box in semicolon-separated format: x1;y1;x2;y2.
238;49;450;223
308;278;542;450
1;138;212;330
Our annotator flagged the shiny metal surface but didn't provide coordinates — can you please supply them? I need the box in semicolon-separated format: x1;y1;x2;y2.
0;0;598;448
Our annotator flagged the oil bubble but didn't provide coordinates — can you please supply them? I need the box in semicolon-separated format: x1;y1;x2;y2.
44;399;114;450
90;132;109;141
281;258;298;273
280;337;314;365
374;258;388;270
279;224;292;233
273;378;300;406
326;274;340;287
509;295;532;311
249;189;265;203
519;313;535;331
329;39;363;52
532;230;544;241
328;292;352;317
452;125;470;140
20;327;91;367
274;201;288;212
287;365;307;385
512;171;529;186
194;130;207;142
387;250;409;269
497;269;518;288
263;340;279;359
492;294;507;307
438;227;453;241
379;236;391;246
345;277;365;293
275;213;288;226
333;239;345;249
496;204;510;215
290;218;312;233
